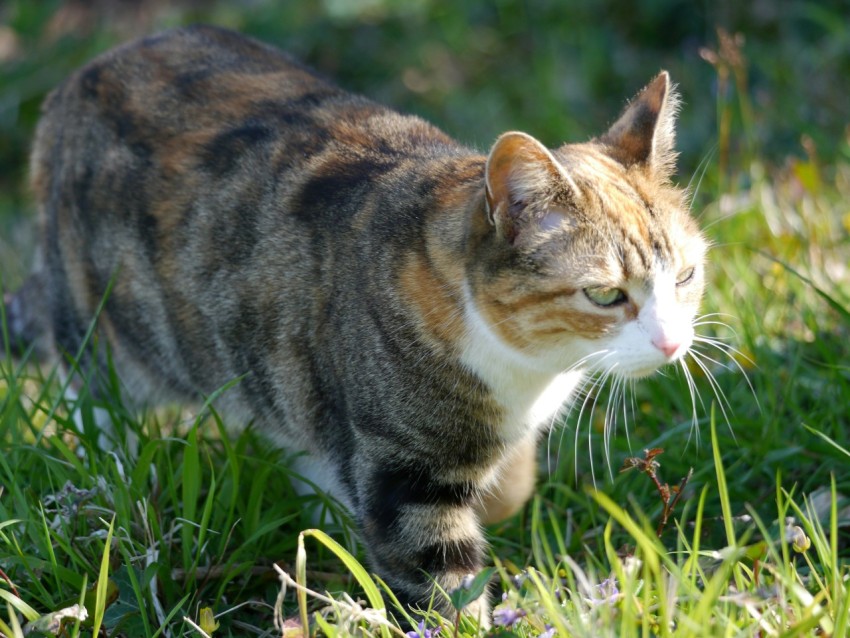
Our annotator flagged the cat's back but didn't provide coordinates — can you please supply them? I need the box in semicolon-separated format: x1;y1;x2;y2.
34;24;351;186
29;25;474;408
33;24;459;180
32;24;463;253
40;25;334;132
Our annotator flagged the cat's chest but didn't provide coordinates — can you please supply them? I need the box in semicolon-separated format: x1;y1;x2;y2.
475;362;585;442
459;285;588;441
459;297;586;440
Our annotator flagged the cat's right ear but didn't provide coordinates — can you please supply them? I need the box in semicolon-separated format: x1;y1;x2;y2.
485;132;576;245
599;71;680;179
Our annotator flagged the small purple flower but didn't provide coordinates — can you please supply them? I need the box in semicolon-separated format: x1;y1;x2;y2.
405;620;441;638
587;577;619;605
538;626;556;638
492;606;527;627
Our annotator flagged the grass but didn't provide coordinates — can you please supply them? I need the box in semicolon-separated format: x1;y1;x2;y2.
1;4;849;637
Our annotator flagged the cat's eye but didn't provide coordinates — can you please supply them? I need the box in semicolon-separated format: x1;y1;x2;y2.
584;286;627;307
676;267;696;286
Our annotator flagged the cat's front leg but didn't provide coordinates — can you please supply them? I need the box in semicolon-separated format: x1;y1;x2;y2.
359;464;491;626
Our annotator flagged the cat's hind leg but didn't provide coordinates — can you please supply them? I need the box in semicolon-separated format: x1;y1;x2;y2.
478;435;537;525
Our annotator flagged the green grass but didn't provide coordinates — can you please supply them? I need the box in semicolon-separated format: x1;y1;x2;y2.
2;2;849;636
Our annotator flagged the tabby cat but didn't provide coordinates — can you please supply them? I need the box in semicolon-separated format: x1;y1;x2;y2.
5;25;706;623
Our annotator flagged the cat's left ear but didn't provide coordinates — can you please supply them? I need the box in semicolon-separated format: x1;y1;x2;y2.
600;71;680;179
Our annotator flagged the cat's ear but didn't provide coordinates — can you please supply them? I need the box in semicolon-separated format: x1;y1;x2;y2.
485;131;575;244
600;71;680;179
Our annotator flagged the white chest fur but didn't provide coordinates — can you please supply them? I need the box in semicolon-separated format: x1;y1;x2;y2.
460;285;586;442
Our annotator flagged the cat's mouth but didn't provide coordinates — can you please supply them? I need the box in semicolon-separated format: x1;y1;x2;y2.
623;365;667;380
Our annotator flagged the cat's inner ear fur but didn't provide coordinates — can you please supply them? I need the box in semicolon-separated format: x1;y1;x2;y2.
484;131;577;244
599;71;680;179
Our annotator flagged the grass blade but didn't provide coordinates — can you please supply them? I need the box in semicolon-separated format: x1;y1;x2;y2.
299;529;391;638
182;423;200;574
756;250;850;323
803;423;850;459
711;404;736;547
591;489;662;577
295;533;310;635
0;589;39;622
91;515;115;637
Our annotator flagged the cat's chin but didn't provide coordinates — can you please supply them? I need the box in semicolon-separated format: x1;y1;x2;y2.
619;361;673;380
627;369;661;380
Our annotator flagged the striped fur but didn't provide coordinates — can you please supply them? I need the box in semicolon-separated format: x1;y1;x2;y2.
8;26;706;622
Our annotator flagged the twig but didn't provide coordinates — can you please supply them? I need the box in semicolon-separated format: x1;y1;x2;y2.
0;565;18;597
621;448;693;537
656;468;693;537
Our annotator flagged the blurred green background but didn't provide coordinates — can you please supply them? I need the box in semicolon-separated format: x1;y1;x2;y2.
2;0;849;195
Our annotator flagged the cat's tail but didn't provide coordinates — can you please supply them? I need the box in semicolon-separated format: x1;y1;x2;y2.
1;272;51;360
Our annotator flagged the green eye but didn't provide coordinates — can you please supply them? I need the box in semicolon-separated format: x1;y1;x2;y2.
584;286;627;307
677;267;696;286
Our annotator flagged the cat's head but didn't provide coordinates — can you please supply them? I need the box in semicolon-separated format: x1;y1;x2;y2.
469;72;706;379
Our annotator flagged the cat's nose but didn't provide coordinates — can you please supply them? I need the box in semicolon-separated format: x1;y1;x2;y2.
652;338;682;359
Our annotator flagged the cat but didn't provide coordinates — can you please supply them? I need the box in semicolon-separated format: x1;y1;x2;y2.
4;24;706;624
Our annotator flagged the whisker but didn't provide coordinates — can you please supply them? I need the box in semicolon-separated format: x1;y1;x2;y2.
574;374;607;485
691;312;738;331
603;368;621;480
686;350;737;441
692;310;759;411
624;379;634;446
570;365;613;487
606;373;632;476
678;356;703;448
688;347;735;371
693;335;755;365
688;145;717;217
694;312;737;320
589;367;619;487
691;321;737;332
699;240;748;250
546;349;613;476
691;338;761;412
625;379;636;454
701;213;750;231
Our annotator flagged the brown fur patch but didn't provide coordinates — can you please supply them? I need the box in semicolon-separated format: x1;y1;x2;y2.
500;287;578;312
476;294;531;350
398;251;464;347
546;309;618;339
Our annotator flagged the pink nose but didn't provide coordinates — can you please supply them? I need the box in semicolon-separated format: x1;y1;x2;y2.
653;338;681;359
